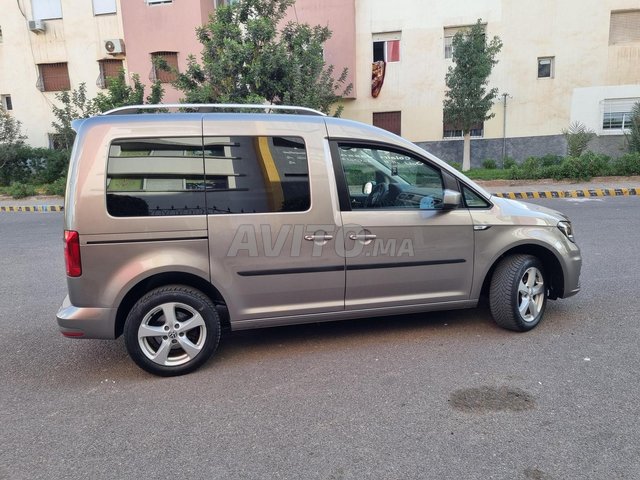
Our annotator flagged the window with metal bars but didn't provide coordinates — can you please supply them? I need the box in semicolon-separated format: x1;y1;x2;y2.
150;52;179;83
602;98;639;131
37;63;70;92
97;59;123;89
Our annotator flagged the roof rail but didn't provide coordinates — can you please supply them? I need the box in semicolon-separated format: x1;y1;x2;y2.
101;103;327;116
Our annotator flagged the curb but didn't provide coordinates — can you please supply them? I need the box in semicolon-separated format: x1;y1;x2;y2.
492;188;638;199
0;205;64;213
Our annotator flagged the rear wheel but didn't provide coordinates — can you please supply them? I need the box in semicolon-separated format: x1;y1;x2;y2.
489;254;547;331
124;285;221;376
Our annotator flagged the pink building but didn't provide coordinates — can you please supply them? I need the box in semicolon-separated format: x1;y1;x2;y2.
119;0;356;103
283;0;357;98
120;0;215;103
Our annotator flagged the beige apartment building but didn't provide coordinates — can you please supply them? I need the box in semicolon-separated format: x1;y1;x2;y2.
1;0;638;163
344;0;640;163
0;0;125;147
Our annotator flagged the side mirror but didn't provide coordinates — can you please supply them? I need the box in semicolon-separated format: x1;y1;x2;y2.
442;189;461;210
363;181;374;195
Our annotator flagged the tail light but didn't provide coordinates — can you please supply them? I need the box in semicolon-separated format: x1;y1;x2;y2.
64;230;82;277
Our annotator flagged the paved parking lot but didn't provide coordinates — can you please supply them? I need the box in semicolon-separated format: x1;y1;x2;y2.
1;197;639;480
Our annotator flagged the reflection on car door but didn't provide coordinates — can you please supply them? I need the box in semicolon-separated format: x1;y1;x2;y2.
203;118;346;322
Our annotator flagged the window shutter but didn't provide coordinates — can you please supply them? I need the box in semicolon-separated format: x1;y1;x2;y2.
373;111;401;136
609;11;640;45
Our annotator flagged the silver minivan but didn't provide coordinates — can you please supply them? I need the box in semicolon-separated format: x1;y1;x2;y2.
57;104;581;376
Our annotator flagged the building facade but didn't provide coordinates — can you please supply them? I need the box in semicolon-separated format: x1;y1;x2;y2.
1;0;125;147
1;0;638;162
342;0;640;164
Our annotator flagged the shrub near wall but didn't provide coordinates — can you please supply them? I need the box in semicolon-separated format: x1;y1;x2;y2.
0;146;70;186
507;152;640;181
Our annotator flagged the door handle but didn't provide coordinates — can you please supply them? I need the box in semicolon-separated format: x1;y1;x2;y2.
304;234;334;241
349;233;377;241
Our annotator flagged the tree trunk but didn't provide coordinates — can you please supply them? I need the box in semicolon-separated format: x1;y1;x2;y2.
462;132;471;171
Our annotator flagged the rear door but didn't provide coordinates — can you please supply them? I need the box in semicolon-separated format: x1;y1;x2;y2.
203;115;345;323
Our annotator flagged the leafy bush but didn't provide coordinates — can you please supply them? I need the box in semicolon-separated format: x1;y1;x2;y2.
577;151;611;177
502;157;517;169
518;157;545;179
0;146;70;186
8;182;37;199
559;157;590;180
449;162;462;171
481;159;497;169
610;152;640;176
538;154;563;167
42;177;67;196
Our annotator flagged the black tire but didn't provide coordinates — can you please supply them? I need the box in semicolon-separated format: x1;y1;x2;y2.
124;285;221;376
489;254;547;332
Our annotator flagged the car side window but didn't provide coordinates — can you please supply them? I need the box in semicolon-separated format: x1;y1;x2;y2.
203;136;310;214
336;144;444;210
106;136;311;217
462;185;491;208
106;137;206;217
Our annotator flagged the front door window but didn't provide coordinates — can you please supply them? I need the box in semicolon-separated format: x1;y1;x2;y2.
336;144;445;210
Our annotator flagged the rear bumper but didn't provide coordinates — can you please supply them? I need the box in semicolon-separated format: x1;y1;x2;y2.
56;295;117;339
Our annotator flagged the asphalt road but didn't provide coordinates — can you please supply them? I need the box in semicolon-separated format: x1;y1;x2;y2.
1;197;639;480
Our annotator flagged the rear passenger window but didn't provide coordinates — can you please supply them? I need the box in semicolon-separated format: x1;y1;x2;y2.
106;137;206;217
204;136;310;214
106;136;311;217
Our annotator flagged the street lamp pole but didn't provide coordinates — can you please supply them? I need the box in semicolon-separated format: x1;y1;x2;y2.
501;92;509;167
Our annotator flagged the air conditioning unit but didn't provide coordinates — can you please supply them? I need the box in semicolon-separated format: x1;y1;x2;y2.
104;39;125;55
28;20;46;34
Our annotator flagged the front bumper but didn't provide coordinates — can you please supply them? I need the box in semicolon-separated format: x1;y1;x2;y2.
561;244;582;299
56;295;117;339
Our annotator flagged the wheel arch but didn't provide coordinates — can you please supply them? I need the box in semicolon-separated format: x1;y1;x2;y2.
114;272;230;338
480;244;565;301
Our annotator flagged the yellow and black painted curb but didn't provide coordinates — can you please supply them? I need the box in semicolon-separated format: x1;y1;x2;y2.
493;188;638;199
0;205;64;213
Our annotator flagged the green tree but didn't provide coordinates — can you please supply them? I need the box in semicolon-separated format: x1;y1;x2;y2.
51;83;97;150
94;70;164;112
626;101;640;154
443;20;502;171
170;0;351;115
51;73;164;150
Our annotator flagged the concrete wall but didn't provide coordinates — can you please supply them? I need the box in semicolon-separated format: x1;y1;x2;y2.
343;0;640;159
418;134;628;167
0;0;124;147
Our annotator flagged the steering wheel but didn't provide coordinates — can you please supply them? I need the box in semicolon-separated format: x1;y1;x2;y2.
365;182;389;208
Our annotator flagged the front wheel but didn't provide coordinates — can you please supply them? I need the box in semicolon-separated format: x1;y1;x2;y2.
489;254;547;332
124;285;221;376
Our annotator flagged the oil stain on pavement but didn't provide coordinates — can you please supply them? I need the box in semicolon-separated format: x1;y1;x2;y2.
449;386;536;413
